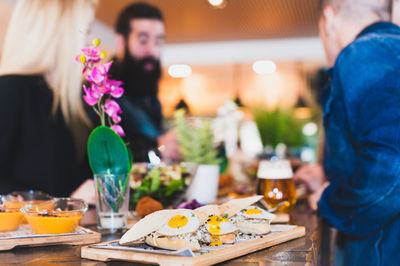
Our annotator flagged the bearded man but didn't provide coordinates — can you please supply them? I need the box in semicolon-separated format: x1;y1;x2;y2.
110;2;179;162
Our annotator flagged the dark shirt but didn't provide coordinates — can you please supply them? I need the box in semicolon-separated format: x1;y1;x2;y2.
109;61;164;162
0;75;90;197
318;22;400;264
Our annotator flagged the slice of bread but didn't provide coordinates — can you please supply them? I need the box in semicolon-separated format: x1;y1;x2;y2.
145;235;200;251
219;233;235;244
235;220;271;235
194;205;220;224
218;195;263;218
120;209;181;246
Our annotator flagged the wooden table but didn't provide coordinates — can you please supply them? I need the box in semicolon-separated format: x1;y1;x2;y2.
0;199;331;265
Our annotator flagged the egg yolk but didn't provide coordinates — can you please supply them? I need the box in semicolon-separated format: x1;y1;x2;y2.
245;208;262;215
168;215;188;229
206;215;228;235
210;240;223;246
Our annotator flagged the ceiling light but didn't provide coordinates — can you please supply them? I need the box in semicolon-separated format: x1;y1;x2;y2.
252;60;277;75
293;107;312;119
168;64;192;78
208;0;226;8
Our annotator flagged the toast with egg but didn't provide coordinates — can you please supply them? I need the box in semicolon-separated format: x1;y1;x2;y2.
220;195;276;235
144;210;202;251
120;209;182;246
196;214;238;246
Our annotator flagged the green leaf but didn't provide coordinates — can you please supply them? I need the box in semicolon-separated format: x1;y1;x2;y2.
127;146;133;173
174;109;221;165
87;126;130;175
254;109;306;148
165;179;184;196
149;168;161;193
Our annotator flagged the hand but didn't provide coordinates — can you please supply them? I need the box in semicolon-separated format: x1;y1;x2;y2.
157;130;181;161
308;181;329;211
294;164;328;211
294;164;326;193
70;179;96;205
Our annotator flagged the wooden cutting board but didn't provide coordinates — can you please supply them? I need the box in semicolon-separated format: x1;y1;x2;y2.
81;225;305;265
0;225;101;251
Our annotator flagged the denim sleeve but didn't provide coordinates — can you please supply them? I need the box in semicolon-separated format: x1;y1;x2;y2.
318;40;400;236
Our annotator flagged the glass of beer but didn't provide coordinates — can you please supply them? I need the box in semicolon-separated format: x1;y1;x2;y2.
257;159;296;213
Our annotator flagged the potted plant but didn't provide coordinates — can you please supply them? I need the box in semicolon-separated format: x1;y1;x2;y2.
75;38;132;232
173;109;221;204
253;108;306;156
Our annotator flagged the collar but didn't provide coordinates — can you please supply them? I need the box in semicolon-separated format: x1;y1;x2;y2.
356;21;400;39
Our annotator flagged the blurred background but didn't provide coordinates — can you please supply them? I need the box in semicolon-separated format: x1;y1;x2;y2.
0;0;325;113
0;0;327;162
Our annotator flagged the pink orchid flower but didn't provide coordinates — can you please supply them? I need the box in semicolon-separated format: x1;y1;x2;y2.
110;124;125;137
88;62;113;84
81;46;101;63
83;84;100;106
76;41;126;134
104;79;124;98
104;99;122;123
98;84;111;94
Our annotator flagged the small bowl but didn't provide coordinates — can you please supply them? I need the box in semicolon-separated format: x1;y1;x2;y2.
0;195;24;232
9;191;53;224
21;198;88;234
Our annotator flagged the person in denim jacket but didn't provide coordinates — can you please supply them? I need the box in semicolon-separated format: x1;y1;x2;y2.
296;0;400;264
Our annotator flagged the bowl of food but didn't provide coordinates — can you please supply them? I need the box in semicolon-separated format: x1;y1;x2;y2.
0;195;27;232
130;162;197;210
21;198;87;234
9;190;53;224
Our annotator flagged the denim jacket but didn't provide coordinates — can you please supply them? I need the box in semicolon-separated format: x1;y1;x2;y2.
318;22;400;265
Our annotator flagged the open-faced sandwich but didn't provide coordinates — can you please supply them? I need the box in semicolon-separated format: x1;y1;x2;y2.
194;205;238;246
219;195;276;235
119;195;275;251
120;209;202;251
145;209;201;251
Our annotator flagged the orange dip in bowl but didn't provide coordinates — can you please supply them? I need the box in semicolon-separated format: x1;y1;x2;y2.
24;212;83;234
21;198;87;234
0;196;24;232
0;210;24;232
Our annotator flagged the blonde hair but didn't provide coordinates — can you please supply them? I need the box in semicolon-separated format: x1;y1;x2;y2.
0;0;97;155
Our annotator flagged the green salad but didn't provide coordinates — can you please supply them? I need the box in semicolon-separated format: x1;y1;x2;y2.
130;164;191;208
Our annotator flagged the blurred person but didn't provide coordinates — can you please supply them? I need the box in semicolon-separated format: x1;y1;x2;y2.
295;0;400;264
393;0;400;25
0;0;97;203
109;2;180;162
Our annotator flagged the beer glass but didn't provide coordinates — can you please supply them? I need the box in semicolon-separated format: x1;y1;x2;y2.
257;159;296;213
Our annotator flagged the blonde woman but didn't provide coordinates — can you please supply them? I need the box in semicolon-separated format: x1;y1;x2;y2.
0;0;97;201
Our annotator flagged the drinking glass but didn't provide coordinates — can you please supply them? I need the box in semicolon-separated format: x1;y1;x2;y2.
257;159;297;213
93;173;130;233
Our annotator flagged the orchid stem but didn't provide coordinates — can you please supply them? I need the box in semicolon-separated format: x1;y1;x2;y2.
92;106;101;117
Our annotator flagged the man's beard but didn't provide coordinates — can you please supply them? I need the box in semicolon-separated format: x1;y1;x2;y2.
113;50;162;98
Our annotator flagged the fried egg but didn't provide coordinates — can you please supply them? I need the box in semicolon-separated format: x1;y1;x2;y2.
205;215;238;235
157;211;200;236
241;206;276;220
